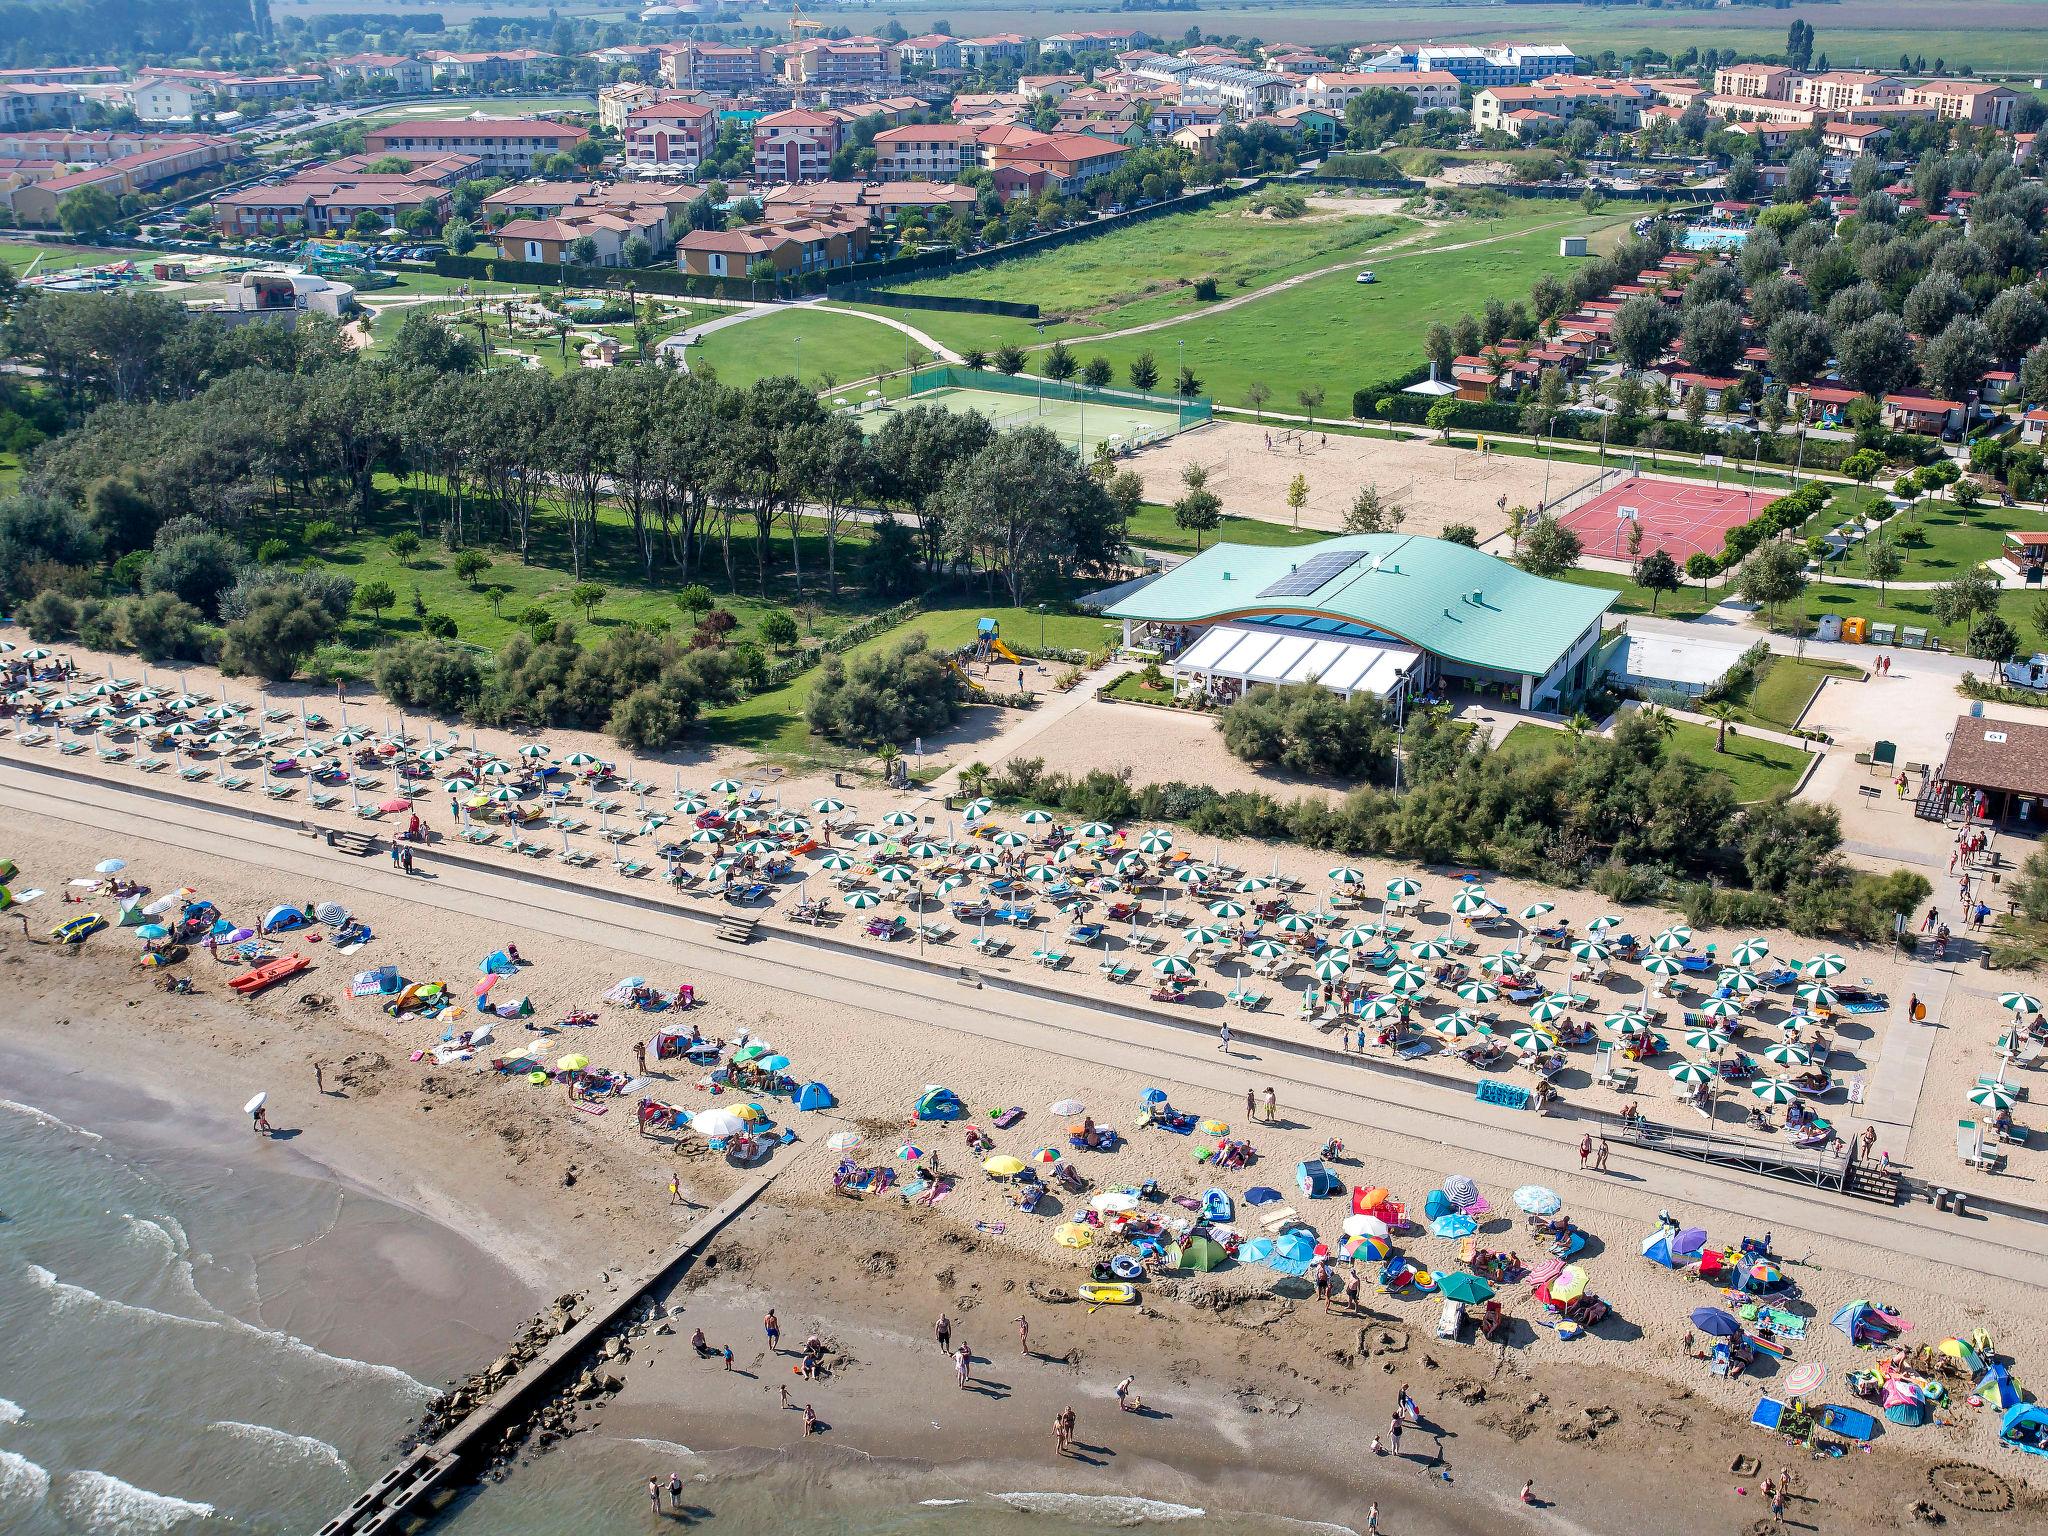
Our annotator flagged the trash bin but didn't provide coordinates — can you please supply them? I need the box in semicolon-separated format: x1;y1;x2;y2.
1933;1187;1951;1210
1951;1191;1969;1218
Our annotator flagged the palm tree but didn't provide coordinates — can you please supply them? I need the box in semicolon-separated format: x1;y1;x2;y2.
960;761;992;798
1566;710;1593;750
876;742;902;784
1701;701;1740;753
1637;704;1676;747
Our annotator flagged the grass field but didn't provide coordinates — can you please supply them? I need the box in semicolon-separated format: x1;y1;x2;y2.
1495;717;1808;800
1124;502;1322;557
1046;209;1631;413
862;1;2048;71
892;200;1407;321
868;382;1195;458
1863;502;2038;583
1727;656;1864;732
330;95;597;133
691;308;922;392
0;240;134;275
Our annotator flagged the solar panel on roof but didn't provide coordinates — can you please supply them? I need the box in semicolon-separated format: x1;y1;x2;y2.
1257;550;1365;599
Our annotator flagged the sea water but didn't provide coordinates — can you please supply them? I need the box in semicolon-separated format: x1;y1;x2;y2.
0;1060;531;1535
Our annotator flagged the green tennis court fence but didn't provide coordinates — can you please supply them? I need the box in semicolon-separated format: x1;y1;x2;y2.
907;365;1212;430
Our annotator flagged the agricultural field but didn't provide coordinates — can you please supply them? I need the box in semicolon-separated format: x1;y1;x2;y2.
868;0;2048;71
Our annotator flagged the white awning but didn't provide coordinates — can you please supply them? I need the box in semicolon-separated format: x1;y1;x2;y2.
1172;625;1420;697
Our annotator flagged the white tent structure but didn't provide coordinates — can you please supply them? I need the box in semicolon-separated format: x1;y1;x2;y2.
1170;623;1421;702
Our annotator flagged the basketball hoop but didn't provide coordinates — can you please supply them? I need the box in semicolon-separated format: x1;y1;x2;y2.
1616;504;1640;521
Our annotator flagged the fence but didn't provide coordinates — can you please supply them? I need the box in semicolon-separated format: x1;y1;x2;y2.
834;287;1040;320
907;364;1213;432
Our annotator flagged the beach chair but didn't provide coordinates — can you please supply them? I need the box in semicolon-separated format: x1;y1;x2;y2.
58;739;89;756
179;765;210;782
355;803;383;819
1958;1120;2003;1172
615;859;651;877
563;848;597;868
136;755;166;772
1032;948;1069;970
309;790;340;809
219;774;251;791
15;728;50;747
265;782;295;800
461;826;493;844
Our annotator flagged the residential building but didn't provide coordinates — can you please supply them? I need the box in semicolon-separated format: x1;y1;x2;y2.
326;53;434;92
421;49;559;87
1267;103;1343;147
1904;79;2018;129
1020;74;1085;101
133;67;322;109
1293;69;1460;114
128;77;211;122
1792;72;1902;112
481;179;694;226
894;35;961;72
1355;43;1577;88
764;179;977;223
977;127;1127;191
599;81;664;131
621;99;717;170
213;161;461;237
0;83;91;127
784;39;899;92
1821;120;1890;154
661;43;770;92
676;213;869;277
362;118;585;176
0;66;124;86
495;204;668;265
957;35;1028;70
1042;28;1151;50
1472;75;1651;135
1712;63;1798;100
751;108;841;183
872;122;982;180
1179;66;1292;119
1882;390;1964;434
5;134;237;224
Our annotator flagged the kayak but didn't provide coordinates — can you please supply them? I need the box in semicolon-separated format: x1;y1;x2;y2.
229;953;310;995
50;913;106;944
1077;1283;1138;1306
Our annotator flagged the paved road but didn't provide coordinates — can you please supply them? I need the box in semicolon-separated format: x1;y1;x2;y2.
6;759;2044;1295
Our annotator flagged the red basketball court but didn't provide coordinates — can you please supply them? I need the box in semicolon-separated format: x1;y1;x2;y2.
1557;475;1768;564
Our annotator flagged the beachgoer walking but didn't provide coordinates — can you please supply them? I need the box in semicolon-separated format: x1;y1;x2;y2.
1520;1479;1535;1504
401;847;415;876
313;1061;324;1096
668;1471;682;1509
764;1309;780;1352
1264;1086;1277;1123
1859;1125;1877;1160
648;1478;661;1516
780;1384;791;1410
721;1345;734;1372
635;1041;648;1077
1218;1023;1232;1053
669;1172;683;1205
955;1344;972;1389
1399;1384;1418;1422
936;1313;951;1352
1246;1088;1256;1120
254;1105;273;1136
1116;1375;1138;1412
1578;1133;1592;1169
1015;1314;1030;1357
1594;1134;1610;1172
1367;1502;1379;1534
1054;1410;1068;1455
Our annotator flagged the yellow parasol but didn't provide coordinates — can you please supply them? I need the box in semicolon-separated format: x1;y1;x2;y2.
1550;1265;1588;1302
982;1154;1026;1177
556;1054;589;1072
1199;1119;1230;1136
733;1103;767;1123
1054;1223;1094;1248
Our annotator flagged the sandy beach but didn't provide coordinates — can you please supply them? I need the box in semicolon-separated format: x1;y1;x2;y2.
2;765;2046;1532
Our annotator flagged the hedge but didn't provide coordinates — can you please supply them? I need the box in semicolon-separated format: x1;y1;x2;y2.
759;596;925;689
832;287;1040;319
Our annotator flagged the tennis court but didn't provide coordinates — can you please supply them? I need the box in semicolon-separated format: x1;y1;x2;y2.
1558;474;1768;563
859;365;1206;459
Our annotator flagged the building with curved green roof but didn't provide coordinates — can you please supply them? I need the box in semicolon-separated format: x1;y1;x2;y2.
1102;533;1615;712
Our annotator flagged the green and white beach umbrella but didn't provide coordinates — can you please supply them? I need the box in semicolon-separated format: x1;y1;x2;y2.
907;840;947;859
1588;913;1623;933
1526;995;1571;1023
1075;822;1115;839
1115;853;1148;876
1457;978;1500;1003
1699;998;1743;1022
1970;1083;2017;1111
443;776;477;794
1327;867;1365;886
479;760;516;777
1684;1028;1731;1052
1208;900;1249;920
1796;983;1840;1008
709;778;743;794
1310;954;1352;982
1761;1042;1812;1067
963;798;994;818
736;838;778;856
851;828;889;847
1244;939;1287;960
776;817;812;836
1450;888;1491;915
883;810;919;827
2000;992;2042;1015
1750;1078;1800;1105
563;752;602;767
843;889;883;909
1337;925;1380;950
517;743;550;760
1669;1061;1717;1086
1151;955;1194;978
1481;950;1525;976
1238;876;1274;894
1024;864;1061;883
1385;963;1429;993
876;864;918;885
1730;937;1771;966
991;830;1028;849
1509;1028;1556;1052
963;852;999;872
673;794;708;813
1642;954;1683;978
810;797;848;815
1434;1011;1482;1036
816;853;855;871
689;827;723;845
1717;968;1760;994
1569;940;1611;962
1409;939;1451;960
1357;996;1402;1020
1273;912;1316;934
1800;953;1846;978
1385;877;1422;902
1182;926;1227;948
1137;831;1174;854
1519;902;1554;922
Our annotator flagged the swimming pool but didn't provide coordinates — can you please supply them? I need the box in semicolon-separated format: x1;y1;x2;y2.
1681;226;1749;251
561;297;607;313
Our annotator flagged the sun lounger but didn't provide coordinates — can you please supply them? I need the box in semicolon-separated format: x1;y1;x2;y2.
564;848;597;868
970;934;1011;956
15;728;50;746
1032;948;1069;969
178;764;210;782
355;803;383;819
1230;987;1268;1012
1101;958;1135;983
308;790;339;809
615;859;651;877
1958;1119;2002;1171
461;826;493;844
134;755;166;772
220;774;251;791
265;782;295;800
57;740;88;756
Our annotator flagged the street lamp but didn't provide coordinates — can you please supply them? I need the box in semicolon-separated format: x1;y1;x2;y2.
1037;602;1048;649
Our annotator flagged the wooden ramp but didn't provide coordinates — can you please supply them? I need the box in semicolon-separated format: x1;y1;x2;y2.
323;828;381;857
715;913;759;945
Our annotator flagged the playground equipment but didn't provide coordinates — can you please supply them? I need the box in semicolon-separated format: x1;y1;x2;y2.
297;239;394;288
975;617;1026;667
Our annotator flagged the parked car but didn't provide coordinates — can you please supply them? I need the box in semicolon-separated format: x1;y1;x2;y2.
1355;270;1377;284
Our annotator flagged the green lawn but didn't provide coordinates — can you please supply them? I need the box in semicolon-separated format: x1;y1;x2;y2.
1493;716;1808;800
1666;720;1811;801
892;200;1409;320
690;308;925;393
1863;501;2036;584
326;95;597;134
1793;583;2041;652
1125;502;1322;558
0;452;20;493
1728;655;1863;732
372;271;553;298
0;240;131;275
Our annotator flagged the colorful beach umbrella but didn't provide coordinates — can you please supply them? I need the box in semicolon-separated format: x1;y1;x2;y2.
1385;877;1421;902
1310;954;1351;981
1151;955;1194;978
1456;978;1499;1003
1801;953;1846;978
1751;1078;1800;1104
1450;888;1491;915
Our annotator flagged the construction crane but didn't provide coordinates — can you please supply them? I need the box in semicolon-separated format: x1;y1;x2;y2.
788;1;826;41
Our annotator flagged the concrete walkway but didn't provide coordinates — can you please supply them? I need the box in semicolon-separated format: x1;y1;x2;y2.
7;760;2046;1295
807;299;960;364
